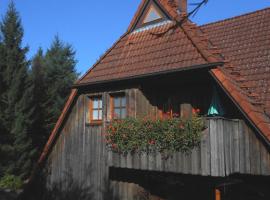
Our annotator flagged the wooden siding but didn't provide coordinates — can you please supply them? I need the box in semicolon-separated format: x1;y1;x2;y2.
109;118;270;176
47;95;108;199
46;88;270;199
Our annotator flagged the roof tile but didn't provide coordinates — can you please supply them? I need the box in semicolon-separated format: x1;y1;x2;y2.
201;7;270;116
78;21;210;85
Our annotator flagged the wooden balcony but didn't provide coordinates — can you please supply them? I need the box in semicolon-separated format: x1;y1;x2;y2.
108;118;270;177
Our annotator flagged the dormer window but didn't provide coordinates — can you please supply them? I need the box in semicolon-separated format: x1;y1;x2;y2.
143;5;163;24
132;0;170;32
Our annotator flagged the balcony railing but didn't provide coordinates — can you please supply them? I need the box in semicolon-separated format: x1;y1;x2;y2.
108;118;270;177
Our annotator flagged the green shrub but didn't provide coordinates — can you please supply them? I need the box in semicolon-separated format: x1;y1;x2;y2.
0;174;23;190
105;114;205;155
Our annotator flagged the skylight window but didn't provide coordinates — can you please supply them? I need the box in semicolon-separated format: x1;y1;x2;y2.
143;6;163;24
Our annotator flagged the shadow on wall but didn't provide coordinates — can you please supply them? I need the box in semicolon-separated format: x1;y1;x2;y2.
0;189;22;200
20;164;119;200
41;170;94;200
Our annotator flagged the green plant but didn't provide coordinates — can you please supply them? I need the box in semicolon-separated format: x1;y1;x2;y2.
0;174;23;190
105;112;205;155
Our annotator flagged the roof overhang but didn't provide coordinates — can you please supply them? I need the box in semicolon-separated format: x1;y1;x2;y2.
74;62;224;88
210;68;270;147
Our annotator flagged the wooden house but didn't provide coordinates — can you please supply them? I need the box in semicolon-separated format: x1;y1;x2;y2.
27;0;270;199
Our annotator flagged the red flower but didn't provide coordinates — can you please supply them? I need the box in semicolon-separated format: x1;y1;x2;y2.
179;124;185;130
173;113;179;118
148;140;156;145
112;143;118;149
192;108;201;115
104;139;112;144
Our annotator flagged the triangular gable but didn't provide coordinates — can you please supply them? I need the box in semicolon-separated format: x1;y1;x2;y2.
143;5;163;23
134;1;169;30
128;0;178;32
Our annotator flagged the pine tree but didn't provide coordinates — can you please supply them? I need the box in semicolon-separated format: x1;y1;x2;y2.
0;2;35;179
44;36;78;133
0;31;10;178
30;48;47;153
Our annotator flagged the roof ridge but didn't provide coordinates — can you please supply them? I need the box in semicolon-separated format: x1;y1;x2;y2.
180;20;224;63
200;6;270;28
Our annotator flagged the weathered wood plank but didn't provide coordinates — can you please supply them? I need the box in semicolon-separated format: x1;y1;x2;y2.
224;119;232;176
232;120;240;173
260;142;270;176
217;119;225;176
238;120;245;174
249;126;261;175
201;120;211;176
210;119;218;176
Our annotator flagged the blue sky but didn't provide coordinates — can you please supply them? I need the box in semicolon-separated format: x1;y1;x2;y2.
0;0;269;75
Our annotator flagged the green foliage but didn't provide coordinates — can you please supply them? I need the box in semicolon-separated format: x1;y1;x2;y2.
29;49;48;154
0;174;23;190
105;115;205;155
43;36;78;134
0;1;78;187
0;2;35;179
0;2;78;185
29;38;78;157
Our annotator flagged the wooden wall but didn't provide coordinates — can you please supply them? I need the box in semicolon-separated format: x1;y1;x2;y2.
47;95;108;199
45;87;270;200
108;118;270;177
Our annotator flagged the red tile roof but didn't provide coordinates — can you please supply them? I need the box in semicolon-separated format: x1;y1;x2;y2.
75;1;270;141
201;7;270;118
77;23;212;85
201;8;270;141
77;0;222;86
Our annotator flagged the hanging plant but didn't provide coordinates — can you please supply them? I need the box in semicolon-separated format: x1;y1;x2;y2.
104;110;206;155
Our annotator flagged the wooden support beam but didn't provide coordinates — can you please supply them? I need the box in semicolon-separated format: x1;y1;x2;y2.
216;179;242;188
215;189;221;200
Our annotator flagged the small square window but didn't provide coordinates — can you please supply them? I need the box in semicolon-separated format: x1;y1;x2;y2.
111;93;127;120
89;96;103;123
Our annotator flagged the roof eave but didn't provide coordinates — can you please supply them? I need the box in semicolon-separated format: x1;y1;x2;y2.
73;62;224;88
210;69;270;147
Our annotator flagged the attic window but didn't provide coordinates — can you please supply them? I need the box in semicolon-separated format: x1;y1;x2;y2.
143;5;163;24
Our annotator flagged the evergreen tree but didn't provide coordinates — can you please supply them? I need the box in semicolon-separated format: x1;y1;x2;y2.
0;2;35;179
0;31;10;178
44;36;78;133
30;48;47;153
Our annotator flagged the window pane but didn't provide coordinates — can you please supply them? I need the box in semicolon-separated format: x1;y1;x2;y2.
121;108;126;119
98;110;103;120
114;109;121;119
92;110;99;120
144;7;162;24
99;99;102;108
121;96;126;107
93;99;99;109
114;97;120;107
